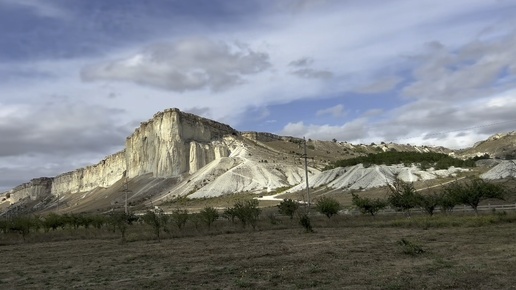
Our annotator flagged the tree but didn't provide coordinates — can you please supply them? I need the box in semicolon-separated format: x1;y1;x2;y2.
437;190;458;214
351;193;387;216
315;196;341;219
199;206;219;230
171;208;189;230
414;192;440;216
9;216;36;241
445;178;506;214
277;199;300;220
387;177;417;215
109;211;135;242
223;207;238;223
143;209;168;241
233;199;261;229
42;213;65;232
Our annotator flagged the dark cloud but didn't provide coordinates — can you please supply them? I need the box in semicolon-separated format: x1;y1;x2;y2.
291;68;333;80
0;100;132;191
288;57;313;67
402;34;516;100
81;38;271;92
0;101;130;158
288;57;333;80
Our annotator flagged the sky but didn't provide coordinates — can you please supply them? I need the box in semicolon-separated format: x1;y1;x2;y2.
2;0;516;191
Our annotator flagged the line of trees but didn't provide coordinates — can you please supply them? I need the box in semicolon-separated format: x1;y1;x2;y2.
325;151;482;170
0;177;509;242
352;177;507;216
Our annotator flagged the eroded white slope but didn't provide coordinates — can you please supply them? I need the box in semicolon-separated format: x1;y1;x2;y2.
152;137;317;202
286;164;468;192
481;160;516;179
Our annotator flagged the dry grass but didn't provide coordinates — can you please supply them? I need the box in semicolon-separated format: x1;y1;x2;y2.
1;213;516;289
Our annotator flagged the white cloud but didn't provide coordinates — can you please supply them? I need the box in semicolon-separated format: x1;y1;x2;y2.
354;76;403;94
282;118;369;141
0;0;68;19
81;38;271;92
316;104;346;117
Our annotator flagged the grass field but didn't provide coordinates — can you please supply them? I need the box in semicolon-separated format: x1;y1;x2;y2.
1;212;516;289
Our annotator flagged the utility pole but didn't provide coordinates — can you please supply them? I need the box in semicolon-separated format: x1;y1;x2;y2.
123;177;130;214
302;137;310;210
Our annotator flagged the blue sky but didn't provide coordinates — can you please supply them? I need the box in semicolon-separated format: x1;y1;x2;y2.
2;0;516;191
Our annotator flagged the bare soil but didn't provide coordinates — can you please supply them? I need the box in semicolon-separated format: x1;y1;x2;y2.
1;221;516;289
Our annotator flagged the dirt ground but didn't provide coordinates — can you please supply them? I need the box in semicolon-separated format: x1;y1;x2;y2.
1;222;516;289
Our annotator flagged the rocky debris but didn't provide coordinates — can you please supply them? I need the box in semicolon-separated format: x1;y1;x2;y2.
481;160;516;180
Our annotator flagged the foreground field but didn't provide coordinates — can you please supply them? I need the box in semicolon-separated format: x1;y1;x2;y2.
1;216;516;289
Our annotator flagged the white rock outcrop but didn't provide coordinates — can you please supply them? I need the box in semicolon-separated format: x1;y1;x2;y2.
481;160;516;179
286;164;469;192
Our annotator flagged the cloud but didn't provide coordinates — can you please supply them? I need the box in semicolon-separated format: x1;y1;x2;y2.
0;99;133;191
316;104;346;117
288;57;313;67
281;119;369;141
402;33;516;100
354;76;403;94
81;38;271;92
287;56;333;80
291;68;333;80
0;0;68;19
0;100;130;157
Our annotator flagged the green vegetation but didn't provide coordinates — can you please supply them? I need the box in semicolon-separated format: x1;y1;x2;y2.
277;199;300;220
227;199;261;229
108;211;136;242
415;192;441;216
324;151;477;170
387;177;418;215
298;213;313;232
443;177;506;214
315;196;341;219
351;193;387;216
171;208;189;230
199;206;219;229
143;210;168;241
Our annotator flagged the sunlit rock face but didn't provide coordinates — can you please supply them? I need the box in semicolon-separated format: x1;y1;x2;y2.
9;178;53;203
51;151;126;195
124;108;236;178
8;108;238;199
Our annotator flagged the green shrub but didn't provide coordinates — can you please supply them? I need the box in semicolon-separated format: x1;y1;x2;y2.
42;213;66;232
199;206;219;229
232;199;261;229
415;192;440;216
351;193;387;216
444;178;506;214
299;213;314;233
109;211;134;241
397;238;425;256
171;208;189;230
223;207;238;223
143;210;168;241
315;196;341;219
277;199;300;220
388;177;417;215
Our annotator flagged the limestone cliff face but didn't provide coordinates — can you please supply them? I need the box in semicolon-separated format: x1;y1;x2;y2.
8;108;239;200
51;151;126;195
9;178;53;203
242;131;301;143
125;108;236;178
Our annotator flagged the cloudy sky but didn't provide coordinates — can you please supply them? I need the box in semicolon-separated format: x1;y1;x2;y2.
2;0;516;191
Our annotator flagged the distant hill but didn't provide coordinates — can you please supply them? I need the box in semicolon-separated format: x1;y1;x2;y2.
2;108;515;216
